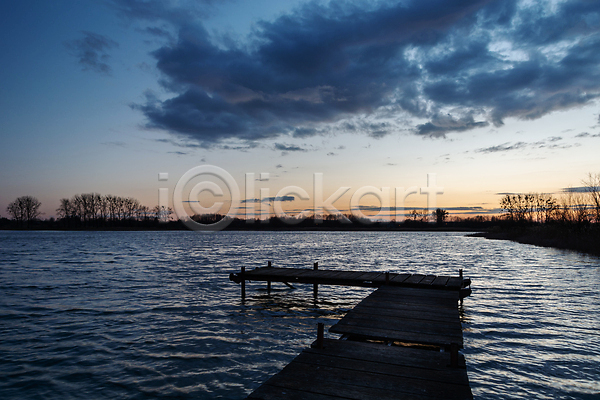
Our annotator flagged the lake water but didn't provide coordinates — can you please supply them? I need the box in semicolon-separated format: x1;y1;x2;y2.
0;231;599;399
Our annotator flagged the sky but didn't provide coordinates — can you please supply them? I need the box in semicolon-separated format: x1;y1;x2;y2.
1;0;599;222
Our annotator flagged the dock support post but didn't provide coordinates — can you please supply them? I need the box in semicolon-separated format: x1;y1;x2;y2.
459;269;463;305
385;271;390;285
267;261;271;293
313;262;318;299
315;322;324;349
241;266;246;299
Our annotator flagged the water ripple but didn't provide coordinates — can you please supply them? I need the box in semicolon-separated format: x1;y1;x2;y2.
1;230;599;399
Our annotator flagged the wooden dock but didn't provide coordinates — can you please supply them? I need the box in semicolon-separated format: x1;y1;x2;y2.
229;263;472;299
247;338;471;400
245;285;472;399
233;264;473;399
330;286;464;348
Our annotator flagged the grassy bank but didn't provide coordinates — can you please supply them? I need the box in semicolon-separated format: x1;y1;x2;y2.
472;225;600;257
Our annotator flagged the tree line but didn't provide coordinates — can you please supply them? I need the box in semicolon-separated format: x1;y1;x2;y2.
500;173;600;225
3;193;172;229
56;193;171;227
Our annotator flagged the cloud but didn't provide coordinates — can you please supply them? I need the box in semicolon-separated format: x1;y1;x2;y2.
415;114;488;138
65;31;119;75
242;195;295;203
353;205;500;215
122;0;600;146
274;143;308;152
562;186;592;193
102;141;128;148
475;141;528;153
576;132;600;138
141;26;174;40
474;135;576;153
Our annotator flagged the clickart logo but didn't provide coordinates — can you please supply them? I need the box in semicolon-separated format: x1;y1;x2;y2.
158;165;443;231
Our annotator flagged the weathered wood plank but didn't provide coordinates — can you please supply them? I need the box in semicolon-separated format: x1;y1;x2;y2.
389;273;411;283
330;319;464;344
305;339;466;369
446;277;464;289
250;379;440;400
353;272;384;282
329;286;464;346
363;292;459;306
359;297;459;313
356;290;459;308
340;310;463;332
403;274;427;285
292;270;346;279
245;268;307;277
294;351;469;386
328;324;463;347
254;351;471;400
247;383;349;400
373;285;459;299
350;304;460;323
431;276;451;286
235;268;471;293
351;304;459;323
420;274;438;285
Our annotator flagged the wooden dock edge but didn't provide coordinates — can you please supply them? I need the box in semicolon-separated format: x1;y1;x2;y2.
229;262;472;300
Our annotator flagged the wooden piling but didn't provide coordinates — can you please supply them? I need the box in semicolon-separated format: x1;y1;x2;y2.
241;266;246;299
313;322;324;349
313;262;319;298
459;269;464;305
385;271;390;285
267;261;272;293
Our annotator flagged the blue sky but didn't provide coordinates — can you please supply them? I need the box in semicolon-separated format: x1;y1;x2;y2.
1;0;599;220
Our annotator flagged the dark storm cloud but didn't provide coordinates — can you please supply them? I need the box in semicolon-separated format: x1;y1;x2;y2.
65;31;118;75
416;114;489;138
125;0;600;146
274;143;308;152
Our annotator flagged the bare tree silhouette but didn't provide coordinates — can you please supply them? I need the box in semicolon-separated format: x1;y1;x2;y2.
433;208;448;226
6;196;42;228
583;173;600;223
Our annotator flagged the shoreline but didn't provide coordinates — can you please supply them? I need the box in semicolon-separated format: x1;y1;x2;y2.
470;227;600;257
0;226;478;232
